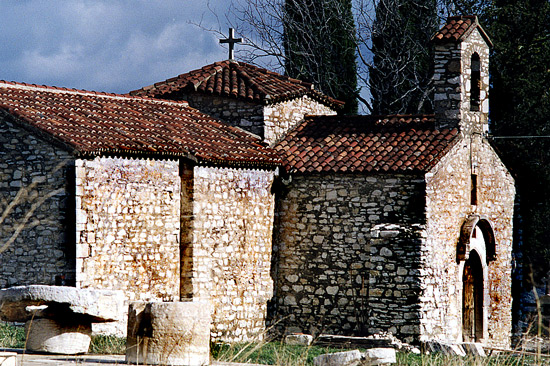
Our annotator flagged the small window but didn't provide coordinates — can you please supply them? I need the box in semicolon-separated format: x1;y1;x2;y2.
470;53;481;111
471;174;478;205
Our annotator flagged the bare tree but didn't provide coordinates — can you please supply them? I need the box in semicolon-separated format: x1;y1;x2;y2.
208;0;478;114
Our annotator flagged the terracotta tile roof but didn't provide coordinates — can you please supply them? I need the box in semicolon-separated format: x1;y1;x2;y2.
432;15;492;47
0;81;281;167
275;114;459;174
130;60;344;110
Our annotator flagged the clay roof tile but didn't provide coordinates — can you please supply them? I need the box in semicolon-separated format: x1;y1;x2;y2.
130;60;344;110
0;81;281;168
275;114;459;174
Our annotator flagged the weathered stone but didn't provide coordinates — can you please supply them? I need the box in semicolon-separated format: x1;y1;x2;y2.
284;333;313;346
25;318;91;354
314;350;363;366
126;301;211;366
0;352;17;366
0;285;123;323
461;342;486;357
424;341;466;357
363;348;397;365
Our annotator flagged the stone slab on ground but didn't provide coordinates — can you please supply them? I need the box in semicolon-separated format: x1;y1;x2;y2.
364;348;397;365
0;352;16;366
424;341;466;357
316;335;392;349
314;350;363;366
461;342;486;357
11;352;270;366
0;285;123;323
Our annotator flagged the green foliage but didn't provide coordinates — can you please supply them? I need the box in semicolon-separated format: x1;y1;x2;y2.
0;322;25;349
89;334;126;355
283;0;358;114
212;341;346;365
485;0;550;283
369;0;438;114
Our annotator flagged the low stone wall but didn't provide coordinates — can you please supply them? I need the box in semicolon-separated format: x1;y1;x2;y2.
191;166;276;342
0;118;74;288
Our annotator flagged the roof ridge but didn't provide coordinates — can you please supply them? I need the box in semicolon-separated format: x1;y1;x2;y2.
0;80;191;107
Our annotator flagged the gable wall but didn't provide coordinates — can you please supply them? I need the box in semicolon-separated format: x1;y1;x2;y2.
423;135;515;347
190;166;276;342
0;119;74;288
179;92;265;138
75;156;181;303
179;93;336;145
271;173;426;341
263;96;337;145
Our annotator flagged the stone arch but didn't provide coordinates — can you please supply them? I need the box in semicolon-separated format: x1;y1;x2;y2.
457;215;496;262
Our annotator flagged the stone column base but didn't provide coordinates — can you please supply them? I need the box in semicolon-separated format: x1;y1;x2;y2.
126;301;211;366
25;318;92;354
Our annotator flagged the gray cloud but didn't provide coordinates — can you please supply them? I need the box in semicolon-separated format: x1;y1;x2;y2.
0;1;234;93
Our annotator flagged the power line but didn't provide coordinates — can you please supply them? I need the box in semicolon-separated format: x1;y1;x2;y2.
488;135;550;139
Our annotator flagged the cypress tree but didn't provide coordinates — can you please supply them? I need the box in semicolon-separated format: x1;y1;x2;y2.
369;0;438;115
283;0;358;114
486;0;550;282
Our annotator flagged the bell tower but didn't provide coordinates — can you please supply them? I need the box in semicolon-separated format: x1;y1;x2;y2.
432;16;492;135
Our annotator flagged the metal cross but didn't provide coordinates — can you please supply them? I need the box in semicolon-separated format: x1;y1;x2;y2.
220;28;242;61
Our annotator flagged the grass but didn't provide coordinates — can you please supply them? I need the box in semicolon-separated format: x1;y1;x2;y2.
2;321;550;365
0;322;25;348
212;341;346;365
0;322;126;354
88;334;126;355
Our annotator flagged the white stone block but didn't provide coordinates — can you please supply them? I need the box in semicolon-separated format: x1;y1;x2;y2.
285;333;313;346
363;348;397;365
314;350;363;366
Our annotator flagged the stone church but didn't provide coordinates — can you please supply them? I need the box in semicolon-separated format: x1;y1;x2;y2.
0;16;514;348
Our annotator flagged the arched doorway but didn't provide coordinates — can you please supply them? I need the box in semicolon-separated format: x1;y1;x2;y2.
463;249;484;341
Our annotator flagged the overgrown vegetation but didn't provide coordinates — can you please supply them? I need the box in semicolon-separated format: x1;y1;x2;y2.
88;334;126;355
0;322;25;349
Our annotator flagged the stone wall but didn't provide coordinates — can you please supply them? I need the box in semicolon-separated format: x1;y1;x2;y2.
423;136;515;348
180;93;336;145
271;174;426;340
179;93;265;138
0;118;74;288
263;96;337;145
191;166;276;342
434;27;490;133
75;157;181;302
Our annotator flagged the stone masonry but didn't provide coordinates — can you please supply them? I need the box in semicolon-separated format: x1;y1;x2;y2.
422;135;515;348
179;92;336;145
190;166;277;342
0;117;74;288
271;174;426;342
75;157;181;303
